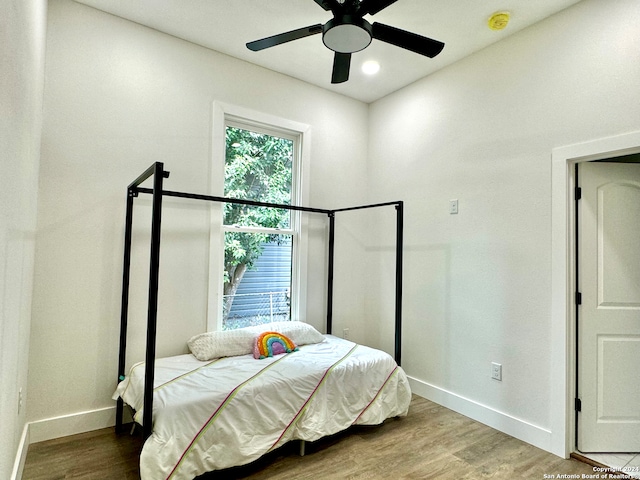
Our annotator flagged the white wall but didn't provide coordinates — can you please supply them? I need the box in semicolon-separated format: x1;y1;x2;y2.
0;0;47;476
367;0;640;454
28;0;369;438
27;0;640;457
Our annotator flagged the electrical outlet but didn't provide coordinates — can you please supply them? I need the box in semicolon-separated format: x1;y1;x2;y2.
449;199;459;215
491;362;502;381
18;388;23;414
343;328;349;340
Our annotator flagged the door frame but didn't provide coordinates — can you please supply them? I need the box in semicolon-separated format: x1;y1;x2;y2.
550;130;640;457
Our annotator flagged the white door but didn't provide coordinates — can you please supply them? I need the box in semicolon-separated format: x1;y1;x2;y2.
578;161;640;452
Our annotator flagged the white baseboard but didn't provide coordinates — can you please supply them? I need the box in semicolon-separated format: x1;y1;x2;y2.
29;406;116;444
16;383;555;475
408;376;554;454
10;423;30;480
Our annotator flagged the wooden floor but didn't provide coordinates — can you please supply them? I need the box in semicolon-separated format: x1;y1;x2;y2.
23;395;604;479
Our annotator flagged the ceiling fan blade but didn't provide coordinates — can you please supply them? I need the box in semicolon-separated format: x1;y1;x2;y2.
358;0;399;16
247;24;323;51
372;22;444;58
313;0;344;12
331;52;351;84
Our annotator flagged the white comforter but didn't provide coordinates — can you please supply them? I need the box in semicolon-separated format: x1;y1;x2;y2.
113;335;411;480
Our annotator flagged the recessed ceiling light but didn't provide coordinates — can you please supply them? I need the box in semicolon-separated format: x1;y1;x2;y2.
362;60;380;75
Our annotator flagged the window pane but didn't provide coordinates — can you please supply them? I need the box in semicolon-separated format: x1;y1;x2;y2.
223;233;292;330
224;126;293;229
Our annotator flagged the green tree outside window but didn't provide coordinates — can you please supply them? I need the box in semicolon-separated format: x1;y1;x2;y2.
223;126;294;322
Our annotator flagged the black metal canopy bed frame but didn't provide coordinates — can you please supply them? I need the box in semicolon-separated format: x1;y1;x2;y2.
115;162;406;478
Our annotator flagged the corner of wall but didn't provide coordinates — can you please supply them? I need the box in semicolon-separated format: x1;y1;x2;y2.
10;424;29;480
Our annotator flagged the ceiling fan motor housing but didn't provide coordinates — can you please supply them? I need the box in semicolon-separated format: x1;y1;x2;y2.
322;15;373;53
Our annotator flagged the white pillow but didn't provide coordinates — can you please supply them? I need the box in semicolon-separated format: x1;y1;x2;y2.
245;321;326;346
187;321;325;361
187;329;255;361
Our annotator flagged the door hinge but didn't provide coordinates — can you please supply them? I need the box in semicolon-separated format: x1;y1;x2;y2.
575;398;582;412
575;187;582;201
575;292;582;305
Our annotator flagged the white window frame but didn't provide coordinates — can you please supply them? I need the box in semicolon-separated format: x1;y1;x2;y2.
208;102;311;331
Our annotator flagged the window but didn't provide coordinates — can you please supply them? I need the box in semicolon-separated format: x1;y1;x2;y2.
209;104;309;332
222;124;297;329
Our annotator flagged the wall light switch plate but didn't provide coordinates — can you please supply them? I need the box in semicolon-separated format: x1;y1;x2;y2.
449;199;459;214
491;362;502;381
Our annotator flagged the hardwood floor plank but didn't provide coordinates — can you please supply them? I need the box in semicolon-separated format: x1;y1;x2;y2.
23;395;598;479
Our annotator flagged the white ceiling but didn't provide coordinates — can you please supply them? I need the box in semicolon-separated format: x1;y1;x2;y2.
72;0;583;103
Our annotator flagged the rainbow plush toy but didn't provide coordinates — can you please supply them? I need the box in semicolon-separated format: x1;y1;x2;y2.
253;331;298;359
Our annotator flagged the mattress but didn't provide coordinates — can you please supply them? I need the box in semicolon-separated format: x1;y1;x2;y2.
113;335;412;480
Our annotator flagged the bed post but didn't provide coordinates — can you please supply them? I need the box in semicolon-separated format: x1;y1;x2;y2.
116;189;135;433
395;201;404;366
326;212;335;335
142;162;168;440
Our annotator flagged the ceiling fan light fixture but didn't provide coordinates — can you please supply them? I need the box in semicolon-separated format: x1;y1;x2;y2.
323;16;373;53
246;0;444;84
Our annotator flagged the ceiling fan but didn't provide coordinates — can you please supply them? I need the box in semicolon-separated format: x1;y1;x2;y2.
246;0;445;84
